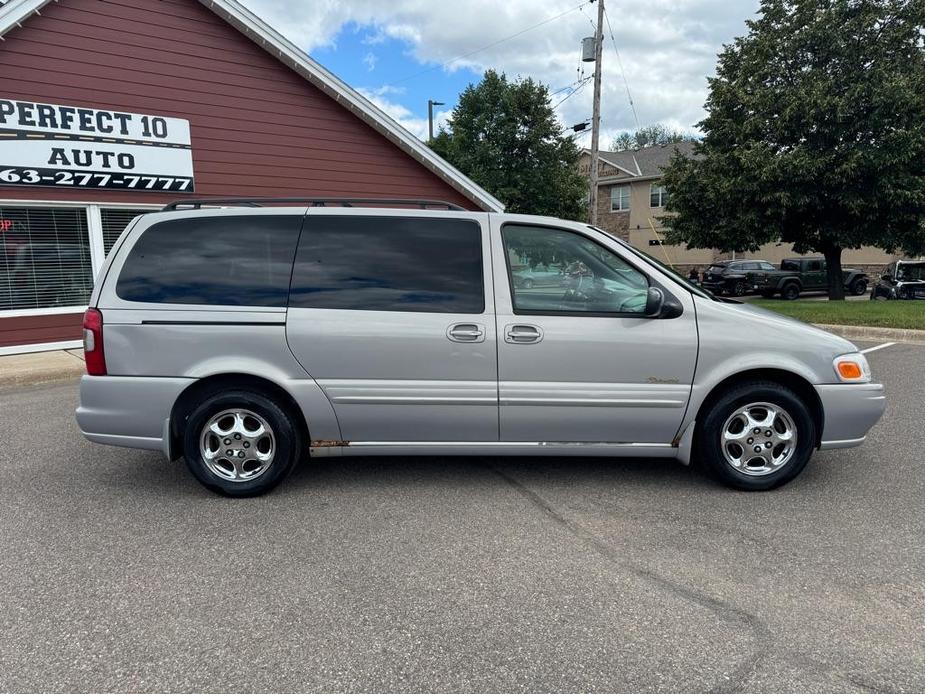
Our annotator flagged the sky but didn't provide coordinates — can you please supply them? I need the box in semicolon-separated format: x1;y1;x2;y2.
242;0;760;149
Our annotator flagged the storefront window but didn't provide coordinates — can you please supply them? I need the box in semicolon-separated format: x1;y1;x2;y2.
0;206;94;311
102;208;153;255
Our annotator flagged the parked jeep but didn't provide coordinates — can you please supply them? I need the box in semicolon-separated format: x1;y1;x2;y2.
701;260;777;296
871;259;925;300
752;257;869;300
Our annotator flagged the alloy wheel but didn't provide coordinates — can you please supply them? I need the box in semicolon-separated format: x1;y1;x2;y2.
720;402;797;476
199;409;276;482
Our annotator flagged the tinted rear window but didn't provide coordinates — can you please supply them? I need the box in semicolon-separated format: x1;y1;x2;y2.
116;215;301;306
289;216;484;313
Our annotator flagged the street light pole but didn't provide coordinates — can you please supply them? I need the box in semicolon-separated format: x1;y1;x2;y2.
427;100;444;141
588;0;605;226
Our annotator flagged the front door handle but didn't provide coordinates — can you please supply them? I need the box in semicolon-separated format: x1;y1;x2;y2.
505;324;543;344
447;323;485;343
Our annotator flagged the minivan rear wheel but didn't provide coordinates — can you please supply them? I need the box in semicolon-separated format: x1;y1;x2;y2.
695;381;815;491
183;390;301;497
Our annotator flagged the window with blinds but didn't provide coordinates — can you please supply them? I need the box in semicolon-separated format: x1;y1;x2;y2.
101;208;152;255
0;207;94;311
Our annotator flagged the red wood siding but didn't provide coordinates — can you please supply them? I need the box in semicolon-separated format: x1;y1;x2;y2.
0;313;82;348
0;0;476;208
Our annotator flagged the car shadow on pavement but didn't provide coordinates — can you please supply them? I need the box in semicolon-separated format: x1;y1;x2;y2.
283;454;711;496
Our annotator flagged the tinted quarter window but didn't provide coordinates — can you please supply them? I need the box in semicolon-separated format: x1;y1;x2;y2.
116;215;301;306
289;216;484;313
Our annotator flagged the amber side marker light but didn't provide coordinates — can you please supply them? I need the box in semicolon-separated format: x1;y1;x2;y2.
836;361;863;380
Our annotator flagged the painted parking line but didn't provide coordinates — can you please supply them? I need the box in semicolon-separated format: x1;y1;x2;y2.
860;342;896;354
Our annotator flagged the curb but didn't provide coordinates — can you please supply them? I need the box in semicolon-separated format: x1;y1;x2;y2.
814;323;925;345
0;350;85;388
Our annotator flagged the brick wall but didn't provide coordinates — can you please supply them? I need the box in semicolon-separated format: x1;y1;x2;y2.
596;207;630;242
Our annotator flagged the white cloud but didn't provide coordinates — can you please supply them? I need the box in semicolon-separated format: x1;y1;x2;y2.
357;88;451;139
242;0;760;141
362;51;378;70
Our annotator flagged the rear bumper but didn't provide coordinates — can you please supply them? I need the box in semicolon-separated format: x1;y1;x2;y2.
815;382;886;450
76;375;194;458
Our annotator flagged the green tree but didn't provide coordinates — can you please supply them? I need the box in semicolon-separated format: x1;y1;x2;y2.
661;0;925;300
429;70;587;220
611;124;695;151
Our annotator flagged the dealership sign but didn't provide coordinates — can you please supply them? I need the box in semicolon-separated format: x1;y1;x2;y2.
0;98;194;192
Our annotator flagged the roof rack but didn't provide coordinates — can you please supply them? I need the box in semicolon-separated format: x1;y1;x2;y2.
161;197;466;212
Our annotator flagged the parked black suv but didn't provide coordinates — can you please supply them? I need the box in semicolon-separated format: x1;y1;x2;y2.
701;260;777;296
871;260;925;300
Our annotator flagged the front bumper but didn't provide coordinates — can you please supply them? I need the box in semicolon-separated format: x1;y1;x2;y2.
76;375;194;458
815;382;886;450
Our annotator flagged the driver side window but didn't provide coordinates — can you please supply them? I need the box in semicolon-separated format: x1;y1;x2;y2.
502;224;649;314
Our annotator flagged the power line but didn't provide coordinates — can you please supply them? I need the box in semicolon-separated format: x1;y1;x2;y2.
549;75;591;98
393;0;594;84
577;2;597;30
603;5;640;129
551;76;593;109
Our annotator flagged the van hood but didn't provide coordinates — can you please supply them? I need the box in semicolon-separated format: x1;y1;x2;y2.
695;296;859;356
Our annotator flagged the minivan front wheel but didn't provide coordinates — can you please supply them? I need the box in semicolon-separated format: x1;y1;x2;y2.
183;390;301;496
696;382;815;491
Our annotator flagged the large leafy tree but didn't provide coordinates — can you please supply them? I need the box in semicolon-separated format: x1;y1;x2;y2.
611;124;695;151
430;70;587;220
661;0;925;299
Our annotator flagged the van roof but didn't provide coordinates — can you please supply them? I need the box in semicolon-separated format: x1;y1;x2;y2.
161;197;467;212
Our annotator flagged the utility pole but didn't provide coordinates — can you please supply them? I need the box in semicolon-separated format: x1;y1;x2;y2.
587;0;605;226
427;100;444;141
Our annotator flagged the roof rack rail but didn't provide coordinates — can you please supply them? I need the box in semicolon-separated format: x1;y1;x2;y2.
161;197;466;212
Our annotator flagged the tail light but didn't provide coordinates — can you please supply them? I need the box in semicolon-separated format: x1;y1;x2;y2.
82;308;107;376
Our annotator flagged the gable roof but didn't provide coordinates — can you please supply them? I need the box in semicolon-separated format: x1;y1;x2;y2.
585;140;698;180
0;0;505;212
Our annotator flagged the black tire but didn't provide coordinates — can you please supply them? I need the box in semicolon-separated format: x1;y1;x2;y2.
781;282;800;300
850;279;868;296
731;280;747;297
695;381;816;491
182;389;302;497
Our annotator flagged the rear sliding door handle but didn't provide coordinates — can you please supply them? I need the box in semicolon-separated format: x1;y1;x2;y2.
447;323;485;343
505;324;543;344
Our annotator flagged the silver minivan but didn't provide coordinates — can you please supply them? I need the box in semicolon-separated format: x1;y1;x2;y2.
76;199;886;497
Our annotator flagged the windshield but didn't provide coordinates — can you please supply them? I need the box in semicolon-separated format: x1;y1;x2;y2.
588;226;717;300
896;262;925;281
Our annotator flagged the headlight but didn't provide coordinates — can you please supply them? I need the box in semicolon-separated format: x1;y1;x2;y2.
833;353;871;383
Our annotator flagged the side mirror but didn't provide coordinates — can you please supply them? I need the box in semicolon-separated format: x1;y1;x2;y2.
881;274;892;283
645;287;664;317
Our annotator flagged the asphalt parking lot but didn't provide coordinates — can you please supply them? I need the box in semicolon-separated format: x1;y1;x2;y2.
1;341;923;693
